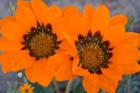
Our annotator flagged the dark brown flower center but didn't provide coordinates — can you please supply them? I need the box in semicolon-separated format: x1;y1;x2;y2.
75;31;113;74
25;89;29;93
21;23;61;60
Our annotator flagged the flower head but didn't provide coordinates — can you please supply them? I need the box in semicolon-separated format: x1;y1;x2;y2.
19;83;33;93
0;0;74;86
63;4;140;93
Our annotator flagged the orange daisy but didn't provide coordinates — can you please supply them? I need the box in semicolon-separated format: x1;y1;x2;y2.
63;4;140;93
0;0;73;86
19;83;34;93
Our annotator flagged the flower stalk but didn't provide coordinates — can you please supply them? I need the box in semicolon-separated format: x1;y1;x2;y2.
53;79;60;93
65;79;74;93
8;1;16;16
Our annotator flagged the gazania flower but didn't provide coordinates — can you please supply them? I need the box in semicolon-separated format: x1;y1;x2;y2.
19;83;33;93
0;0;74;86
63;4;140;93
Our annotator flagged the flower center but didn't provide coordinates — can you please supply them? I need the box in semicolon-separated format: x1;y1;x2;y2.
21;23;61;60
25;89;29;93
75;31;113;74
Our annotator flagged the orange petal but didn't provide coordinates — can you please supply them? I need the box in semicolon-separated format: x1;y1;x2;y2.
48;17;65;41
82;75;100;93
31;0;48;24
55;55;73;81
103;25;125;47
17;0;30;8
109;14;128;27
25;58;54;86
9;50;35;72
0;51;15;62
0;37;23;51
112;44;140;65
91;4;110;33
98;74;119;93
0;51;14;73
120;62;140;75
62;6;83;42
124;32;140;39
63;15;81;43
0;50;34;73
59;39;77;56
63;5;81;17
64;15;89;44
102;64;122;83
16;6;37;31
1;21;26;42
45;5;64;41
47;5;62;21
0;16;15;26
1;63;11;73
0;55;12;73
46;52;65;72
123;32;140;47
83;4;95;26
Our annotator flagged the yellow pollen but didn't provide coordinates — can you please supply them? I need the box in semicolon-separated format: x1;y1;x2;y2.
81;45;104;69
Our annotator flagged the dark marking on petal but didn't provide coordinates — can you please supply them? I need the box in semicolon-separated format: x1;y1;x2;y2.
78;34;84;40
70;57;74;61
21;47;27;50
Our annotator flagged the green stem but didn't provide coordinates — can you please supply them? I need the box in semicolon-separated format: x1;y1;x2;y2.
8;1;15;16
127;75;132;93
53;79;60;93
65;79;74;93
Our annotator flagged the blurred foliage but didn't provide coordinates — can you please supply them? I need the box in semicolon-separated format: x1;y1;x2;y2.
31;83;53;93
7;81;19;93
126;16;135;32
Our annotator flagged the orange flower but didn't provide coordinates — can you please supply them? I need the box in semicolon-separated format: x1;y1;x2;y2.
63;4;140;93
19;83;34;93
0;0;73;86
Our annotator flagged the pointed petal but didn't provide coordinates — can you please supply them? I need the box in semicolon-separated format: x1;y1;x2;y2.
123;32;140;47
0;50;34;73
102;64;122;83
82;75;100;93
0;37;23;51
16;6;37;31
121;62;140;75
0;16;15;26
55;55;73;81
47;5;62;21
17;0;30;8
59;38;77;56
99;74;119;93
109;14;128;26
112;44;140;65
91;4;110;33
0;51;34;73
31;0;48;24
1;21;26;42
83;4;95;26
103;25;125;47
9;50;35;72
63;5;81;17
25;58;53;86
